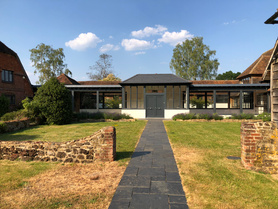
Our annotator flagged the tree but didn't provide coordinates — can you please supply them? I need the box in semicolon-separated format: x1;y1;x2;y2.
216;71;241;80
30;43;72;84
102;73;121;81
87;53;114;80
32;77;72;125
170;37;219;80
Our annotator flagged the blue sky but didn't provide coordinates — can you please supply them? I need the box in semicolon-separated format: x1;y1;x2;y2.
1;0;278;84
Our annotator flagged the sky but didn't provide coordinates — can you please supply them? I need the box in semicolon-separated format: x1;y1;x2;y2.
1;0;278;84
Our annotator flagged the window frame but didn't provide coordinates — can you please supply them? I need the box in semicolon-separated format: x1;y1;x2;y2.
1;69;14;83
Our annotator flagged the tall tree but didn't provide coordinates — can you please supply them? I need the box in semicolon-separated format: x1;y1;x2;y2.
87;53;114;80
170;37;219;80
30;43;71;84
216;71;241;80
102;73;121;81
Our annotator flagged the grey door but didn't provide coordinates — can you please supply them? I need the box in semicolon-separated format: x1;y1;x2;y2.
146;95;164;117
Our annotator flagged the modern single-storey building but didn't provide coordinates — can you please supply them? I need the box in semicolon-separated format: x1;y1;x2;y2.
58;69;270;119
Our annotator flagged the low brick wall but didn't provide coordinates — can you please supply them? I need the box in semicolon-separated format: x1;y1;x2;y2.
0;126;116;163
0;118;30;133
241;122;278;174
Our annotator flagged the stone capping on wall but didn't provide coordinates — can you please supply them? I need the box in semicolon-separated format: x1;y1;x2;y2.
0;118;30;133
0;126;116;163
241;121;278;174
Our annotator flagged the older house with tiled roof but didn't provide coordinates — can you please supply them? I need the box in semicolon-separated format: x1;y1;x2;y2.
0;42;33;109
237;49;273;84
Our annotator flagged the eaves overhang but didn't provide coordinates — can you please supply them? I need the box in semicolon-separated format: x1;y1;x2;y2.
65;85;122;92
190;83;270;91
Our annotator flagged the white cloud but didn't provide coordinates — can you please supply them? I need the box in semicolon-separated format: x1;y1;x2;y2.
109;36;113;39
99;44;120;53
131;25;167;38
158;30;194;46
134;51;146;55
65;32;102;51
121;39;154;51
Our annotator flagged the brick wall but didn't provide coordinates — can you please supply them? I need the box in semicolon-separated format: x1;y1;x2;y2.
0;52;33;108
241;122;278;174
0;126;116;163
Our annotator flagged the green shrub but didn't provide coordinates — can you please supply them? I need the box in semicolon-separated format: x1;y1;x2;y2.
22;97;41;121
73;112;133;121
212;113;223;120
0;95;9;117
256;112;271;122
0;122;7;133
231;113;255;120
1;109;27;121
196;113;213;120
33;77;72;125
172;113;197;120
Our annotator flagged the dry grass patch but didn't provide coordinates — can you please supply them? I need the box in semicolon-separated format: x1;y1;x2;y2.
0;161;126;209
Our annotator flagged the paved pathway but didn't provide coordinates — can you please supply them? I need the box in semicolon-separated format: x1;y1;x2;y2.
109;119;189;209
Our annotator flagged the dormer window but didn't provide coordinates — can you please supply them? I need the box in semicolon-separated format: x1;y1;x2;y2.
1;69;13;83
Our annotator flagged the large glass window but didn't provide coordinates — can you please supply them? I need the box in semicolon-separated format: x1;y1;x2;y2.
173;86;180;109
138;86;144;108
216;92;228;108
146;86;164;93
80;92;122;109
103;92;122;109
125;86;130;108
230;92;240;109
131;86;137;108
190;92;206;109
181;86;187;108
206;92;214;108
166;86;173;109
1;70;13;83
243;91;253;109
80;93;97;109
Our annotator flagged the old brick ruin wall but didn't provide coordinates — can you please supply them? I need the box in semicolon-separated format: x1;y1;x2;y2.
0;126;116;163
241;122;278;174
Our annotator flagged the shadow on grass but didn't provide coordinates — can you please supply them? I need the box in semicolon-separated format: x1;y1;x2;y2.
116;151;151;161
0;126;42;141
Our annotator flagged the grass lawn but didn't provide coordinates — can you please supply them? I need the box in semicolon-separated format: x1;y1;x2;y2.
0;120;147;209
164;121;278;209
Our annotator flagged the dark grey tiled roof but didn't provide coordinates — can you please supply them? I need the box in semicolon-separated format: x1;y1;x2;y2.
121;74;191;84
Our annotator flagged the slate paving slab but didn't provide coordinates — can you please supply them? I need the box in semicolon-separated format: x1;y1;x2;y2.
108;119;189;209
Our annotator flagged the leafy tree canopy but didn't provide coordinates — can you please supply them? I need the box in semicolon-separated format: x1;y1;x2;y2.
102;73;121;81
216;71;241;80
30;43;72;84
87;54;114;80
170;37;219;80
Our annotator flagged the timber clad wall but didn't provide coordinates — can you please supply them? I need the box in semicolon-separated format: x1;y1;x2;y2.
241;122;278;174
0;51;33;107
0;126;116;163
272;63;278;123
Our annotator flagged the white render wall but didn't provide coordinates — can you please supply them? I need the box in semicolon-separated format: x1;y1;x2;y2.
121;109;146;119
164;109;190;119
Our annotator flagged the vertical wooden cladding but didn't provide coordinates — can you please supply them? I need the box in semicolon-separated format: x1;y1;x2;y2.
272;62;278;122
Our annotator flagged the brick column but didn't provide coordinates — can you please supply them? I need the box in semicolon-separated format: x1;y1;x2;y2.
103;126;116;161
241;122;258;169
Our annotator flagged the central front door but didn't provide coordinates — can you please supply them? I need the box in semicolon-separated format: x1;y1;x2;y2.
146;95;164;117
